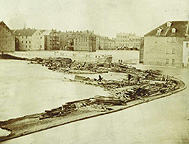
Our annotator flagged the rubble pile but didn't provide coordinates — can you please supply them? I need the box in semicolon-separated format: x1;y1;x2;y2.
29;57;181;120
30;57;109;74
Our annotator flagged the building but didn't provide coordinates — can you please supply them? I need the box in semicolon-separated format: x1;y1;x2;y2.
115;33;141;50
0;21;15;52
73;31;96;52
143;21;189;67
59;31;81;51
42;30;60;50
14;28;44;51
96;35;115;50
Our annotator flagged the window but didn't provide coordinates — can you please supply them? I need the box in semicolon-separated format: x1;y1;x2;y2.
166;59;169;64
172;59;175;65
186;43;189;48
22;41;23;43
172;48;175;54
26;41;27;43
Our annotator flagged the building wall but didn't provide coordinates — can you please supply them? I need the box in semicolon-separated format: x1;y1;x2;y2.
31;30;44;50
17;36;32;51
183;41;189;66
143;36;184;67
99;37;115;50
0;23;15;52
74;35;96;52
116;33;141;49
16;30;44;51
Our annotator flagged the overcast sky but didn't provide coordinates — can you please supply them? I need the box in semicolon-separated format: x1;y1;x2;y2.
0;0;189;37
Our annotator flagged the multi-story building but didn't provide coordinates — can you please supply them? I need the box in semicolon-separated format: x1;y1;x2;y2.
59;31;82;51
73;31;96;52
0;21;15;52
42;30;60;50
14;28;44;51
97;36;115;50
142;21;189;67
115;33;141;49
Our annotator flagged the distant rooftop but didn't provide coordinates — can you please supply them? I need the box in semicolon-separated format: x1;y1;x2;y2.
13;28;37;36
145;21;189;37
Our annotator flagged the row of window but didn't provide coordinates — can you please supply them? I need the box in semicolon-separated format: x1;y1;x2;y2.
25;45;42;48
166;59;175;64
22;41;31;43
117;39;141;42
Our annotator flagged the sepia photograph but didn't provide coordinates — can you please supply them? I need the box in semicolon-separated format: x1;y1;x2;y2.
0;0;189;143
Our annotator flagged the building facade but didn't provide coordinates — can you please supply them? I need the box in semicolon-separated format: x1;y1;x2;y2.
115;33;141;49
14;28;44;51
143;21;189;67
43;30;60;50
73;31;96;52
0;21;15;52
96;36;115;50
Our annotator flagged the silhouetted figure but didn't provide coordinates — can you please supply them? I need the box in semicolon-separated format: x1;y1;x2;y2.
128;74;132;85
98;75;103;82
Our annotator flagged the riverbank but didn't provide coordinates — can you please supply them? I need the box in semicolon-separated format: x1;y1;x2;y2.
0;54;186;143
0;76;186;142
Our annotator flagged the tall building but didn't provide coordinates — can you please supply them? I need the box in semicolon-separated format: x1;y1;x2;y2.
0;21;15;52
143;21;189;67
73;31;96;52
115;33;141;49
42;30;60;50
14;28;44;51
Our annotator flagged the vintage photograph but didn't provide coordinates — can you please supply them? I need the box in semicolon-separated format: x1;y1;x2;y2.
0;0;189;143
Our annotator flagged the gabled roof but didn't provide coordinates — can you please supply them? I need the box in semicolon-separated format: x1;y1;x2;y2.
0;21;11;31
145;21;189;37
13;28;37;36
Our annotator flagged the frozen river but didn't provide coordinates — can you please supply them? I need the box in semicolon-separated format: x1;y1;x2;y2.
0;60;189;144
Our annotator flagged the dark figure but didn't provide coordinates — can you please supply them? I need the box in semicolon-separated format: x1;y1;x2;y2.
128;74;132;84
137;77;140;83
98;75;103;82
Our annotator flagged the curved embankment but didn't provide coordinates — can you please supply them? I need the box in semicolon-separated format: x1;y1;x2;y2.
0;77;186;142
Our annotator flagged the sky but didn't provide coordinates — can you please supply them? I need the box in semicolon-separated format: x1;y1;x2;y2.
0;0;189;38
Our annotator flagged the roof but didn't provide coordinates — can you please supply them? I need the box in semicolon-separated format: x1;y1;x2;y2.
0;21;15;36
0;21;11;31
145;21;189;37
42;30;51;35
13;28;37;36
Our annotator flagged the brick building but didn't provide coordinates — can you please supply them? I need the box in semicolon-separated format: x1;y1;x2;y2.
143;21;189;67
14;28;44;51
0;21;15;52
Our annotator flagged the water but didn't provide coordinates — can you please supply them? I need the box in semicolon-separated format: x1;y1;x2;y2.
0;60;108;121
0;59;189;144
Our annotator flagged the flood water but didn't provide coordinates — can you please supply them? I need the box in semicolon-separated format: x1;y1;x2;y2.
0;59;189;143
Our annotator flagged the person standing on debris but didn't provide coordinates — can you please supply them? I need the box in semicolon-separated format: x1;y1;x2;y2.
128;74;132;85
98;75;103;82
137;76;140;84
